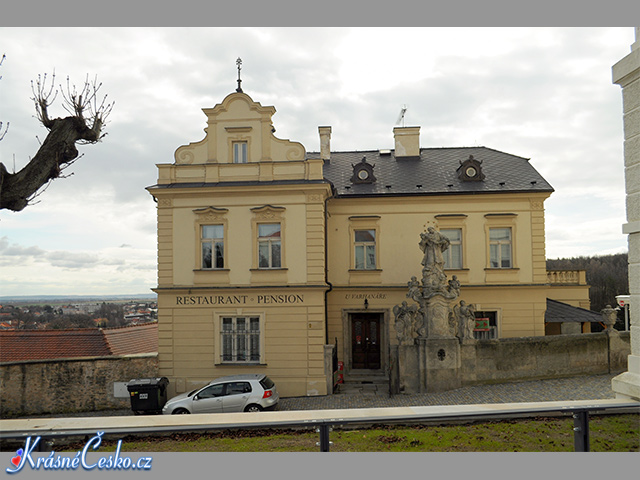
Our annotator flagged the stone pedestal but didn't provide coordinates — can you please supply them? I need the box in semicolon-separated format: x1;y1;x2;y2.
395;343;420;393
612;27;640;401
420;337;462;392
425;295;453;337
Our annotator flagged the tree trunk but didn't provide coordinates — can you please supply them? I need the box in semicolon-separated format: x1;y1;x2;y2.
0;116;99;212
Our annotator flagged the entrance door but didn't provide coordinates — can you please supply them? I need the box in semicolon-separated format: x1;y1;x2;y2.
351;313;381;370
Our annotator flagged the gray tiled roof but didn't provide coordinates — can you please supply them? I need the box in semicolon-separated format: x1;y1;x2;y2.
545;299;602;323
315;147;554;197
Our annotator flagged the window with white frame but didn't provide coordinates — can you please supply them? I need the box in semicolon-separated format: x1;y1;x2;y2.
489;228;512;268
441;228;462;269
201;225;224;269
354;229;376;270
233;141;247;163
258;223;281;268
221;316;260;363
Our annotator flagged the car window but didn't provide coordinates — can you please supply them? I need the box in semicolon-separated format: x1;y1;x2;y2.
225;382;252;395
197;384;224;399
260;376;275;390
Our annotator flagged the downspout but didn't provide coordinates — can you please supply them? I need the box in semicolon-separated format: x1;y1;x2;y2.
324;182;336;344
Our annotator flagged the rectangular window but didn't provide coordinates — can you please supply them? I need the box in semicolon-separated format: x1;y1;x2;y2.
441;228;462;269
354;229;376;270
489;228;512;268
202;225;224;269
233;142;247;163
258;223;281;268
221;316;260;363
474;311;498;340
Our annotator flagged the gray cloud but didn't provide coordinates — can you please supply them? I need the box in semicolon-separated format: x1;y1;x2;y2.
0;27;634;295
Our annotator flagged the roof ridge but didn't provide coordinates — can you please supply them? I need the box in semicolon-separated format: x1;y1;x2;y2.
102;321;157;332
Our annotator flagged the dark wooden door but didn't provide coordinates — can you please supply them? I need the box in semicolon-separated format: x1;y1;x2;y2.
351;313;381;369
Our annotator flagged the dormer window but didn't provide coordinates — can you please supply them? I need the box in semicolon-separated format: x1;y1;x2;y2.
458;155;485;182
350;156;376;184
233;141;248;163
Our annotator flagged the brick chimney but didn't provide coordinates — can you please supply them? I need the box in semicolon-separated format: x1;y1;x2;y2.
319;126;332;161
393;126;420;159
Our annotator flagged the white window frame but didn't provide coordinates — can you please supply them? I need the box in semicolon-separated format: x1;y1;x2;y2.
201;224;224;269
220;316;261;363
233;141;248;164
258;223;282;269
354;229;377;270
489;227;512;268
441;228;463;270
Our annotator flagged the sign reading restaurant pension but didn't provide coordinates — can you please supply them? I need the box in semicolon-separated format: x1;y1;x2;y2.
175;294;305;306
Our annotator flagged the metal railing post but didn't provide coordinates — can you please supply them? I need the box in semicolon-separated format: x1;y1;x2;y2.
318;424;331;452
573;410;590;452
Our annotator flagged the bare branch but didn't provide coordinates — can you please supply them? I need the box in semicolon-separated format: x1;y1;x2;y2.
1;71;114;211
60;74;114;142
30;71;58;129
0;121;7;142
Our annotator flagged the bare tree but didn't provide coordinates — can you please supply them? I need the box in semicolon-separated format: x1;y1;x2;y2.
0;70;114;212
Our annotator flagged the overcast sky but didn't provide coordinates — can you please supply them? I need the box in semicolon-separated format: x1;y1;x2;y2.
0;27;635;297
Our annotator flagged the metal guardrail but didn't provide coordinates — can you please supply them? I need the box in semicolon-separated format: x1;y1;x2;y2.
1;399;638;452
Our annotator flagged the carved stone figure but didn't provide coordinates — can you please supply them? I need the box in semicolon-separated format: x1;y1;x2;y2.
407;276;421;302
393;301;419;344
419;227;450;272
447;275;461;297
601;305;618;330
454;300;476;340
419;227;451;294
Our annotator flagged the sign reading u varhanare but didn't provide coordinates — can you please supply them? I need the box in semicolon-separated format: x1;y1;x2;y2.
175;294;305;306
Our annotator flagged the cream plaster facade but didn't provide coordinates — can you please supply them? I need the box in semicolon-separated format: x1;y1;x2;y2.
612;27;640;401
148;90;590;399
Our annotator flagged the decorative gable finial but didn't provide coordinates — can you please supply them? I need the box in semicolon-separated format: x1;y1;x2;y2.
236;58;243;93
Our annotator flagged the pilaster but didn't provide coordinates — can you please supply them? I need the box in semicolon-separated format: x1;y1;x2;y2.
612;27;640;401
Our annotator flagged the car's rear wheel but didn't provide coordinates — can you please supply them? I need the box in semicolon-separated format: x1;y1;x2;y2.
172;408;190;414
244;404;263;412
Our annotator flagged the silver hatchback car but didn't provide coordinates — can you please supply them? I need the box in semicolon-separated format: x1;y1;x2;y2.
162;374;279;414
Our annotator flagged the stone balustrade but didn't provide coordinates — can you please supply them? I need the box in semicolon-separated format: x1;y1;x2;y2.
547;270;587;285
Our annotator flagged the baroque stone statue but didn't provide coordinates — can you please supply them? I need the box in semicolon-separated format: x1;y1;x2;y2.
393;301;419;344
407;276;421;303
601;305;618;330
419;227;450;293
393;226;462;342
453;300;476;340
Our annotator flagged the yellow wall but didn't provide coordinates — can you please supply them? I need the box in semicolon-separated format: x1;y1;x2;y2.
326;193;549;287
149;92;332;398
156;288;327;398
324;189;589;370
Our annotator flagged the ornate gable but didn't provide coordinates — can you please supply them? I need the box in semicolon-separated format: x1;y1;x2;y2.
174;91;305;165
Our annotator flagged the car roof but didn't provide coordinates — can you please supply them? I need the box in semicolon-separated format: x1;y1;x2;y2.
209;374;266;384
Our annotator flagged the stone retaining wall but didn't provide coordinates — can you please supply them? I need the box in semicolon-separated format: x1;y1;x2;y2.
461;331;630;385
0;354;158;417
394;331;631;393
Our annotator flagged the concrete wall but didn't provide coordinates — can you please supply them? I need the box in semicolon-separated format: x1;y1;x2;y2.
0;354;158;418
